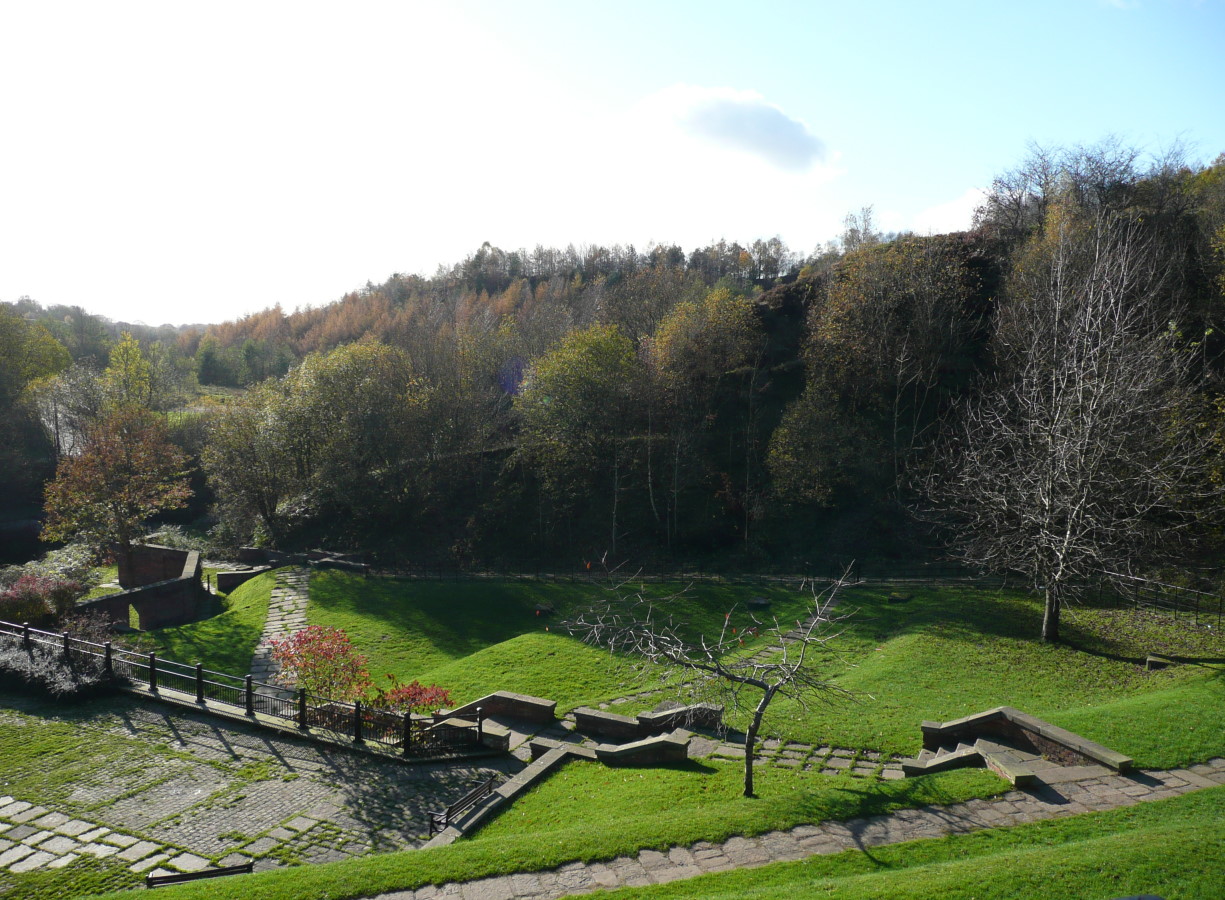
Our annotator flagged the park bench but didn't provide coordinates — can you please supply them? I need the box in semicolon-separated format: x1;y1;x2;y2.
429;774;499;836
146;861;253;888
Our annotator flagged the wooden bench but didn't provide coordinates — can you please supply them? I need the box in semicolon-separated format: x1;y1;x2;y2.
429;774;499;836
146;861;253;888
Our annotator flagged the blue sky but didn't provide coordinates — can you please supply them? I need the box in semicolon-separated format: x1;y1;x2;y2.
1;0;1222;326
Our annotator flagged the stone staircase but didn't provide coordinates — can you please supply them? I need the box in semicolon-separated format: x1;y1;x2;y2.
249;567;310;692
900;706;1132;788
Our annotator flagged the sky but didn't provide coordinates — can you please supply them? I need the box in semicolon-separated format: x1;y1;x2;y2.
1;0;1223;327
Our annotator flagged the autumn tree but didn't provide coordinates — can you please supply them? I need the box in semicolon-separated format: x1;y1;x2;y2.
927;202;1218;642
42;408;192;571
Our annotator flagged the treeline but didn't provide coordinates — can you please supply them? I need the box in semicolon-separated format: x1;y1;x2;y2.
6;141;1225;572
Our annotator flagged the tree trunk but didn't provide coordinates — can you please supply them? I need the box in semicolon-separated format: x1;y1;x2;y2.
1041;583;1061;643
742;685;777;798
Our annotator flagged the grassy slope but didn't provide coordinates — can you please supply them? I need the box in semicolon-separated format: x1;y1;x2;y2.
599;786;1225;900
70;575;1224;900
141;570;276;674
471;759;1003;852
307;573;816;709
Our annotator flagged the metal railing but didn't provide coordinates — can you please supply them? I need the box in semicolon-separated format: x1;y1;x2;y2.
1100;572;1224;630
0;620;484;758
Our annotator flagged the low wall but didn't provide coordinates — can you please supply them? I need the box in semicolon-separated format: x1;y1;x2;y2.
572;702;724;742
447;691;557;724
81;548;206;631
117;543;192;589
215;567;271;593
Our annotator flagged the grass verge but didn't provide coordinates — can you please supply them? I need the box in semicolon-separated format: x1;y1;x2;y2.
596;785;1225;900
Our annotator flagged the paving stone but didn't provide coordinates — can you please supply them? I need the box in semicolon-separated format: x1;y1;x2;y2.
9;806;48;823
10;850;55;873
825;756;852;769
243;836;280;854
168;852;211;872
78;842;119;858
77;827;110;842
56;820;98;837
0;839;10;853
31;812;70;829
100;833;139;847
117;840;161;862
0;844;35;866
131;853;170;872
4;825;36;841
37;835;80;854
268;827;296;840
219;852;251;867
47;853;78;869
0;801;32;818
284;816;318;832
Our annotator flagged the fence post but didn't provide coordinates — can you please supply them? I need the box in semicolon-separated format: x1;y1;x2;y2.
244;675;254;715
103;642;113;676
353;701;364;744
195;663;204;703
22;622;30;649
148;652;158;692
402;712;412;756
297;688;308;731
476;706;484;743
62;632;71;661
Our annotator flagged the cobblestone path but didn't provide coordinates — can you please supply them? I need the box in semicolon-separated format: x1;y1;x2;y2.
250;567;310;687
368;757;1225;900
0;692;514;884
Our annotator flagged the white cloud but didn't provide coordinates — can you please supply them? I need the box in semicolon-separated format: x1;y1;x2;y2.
636;84;827;172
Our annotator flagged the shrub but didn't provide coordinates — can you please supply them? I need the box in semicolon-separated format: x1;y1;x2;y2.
0;642;121;700
0;575;84;625
271;625;451;713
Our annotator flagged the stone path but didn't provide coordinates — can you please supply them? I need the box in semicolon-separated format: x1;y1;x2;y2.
368;757;1225;900
250;567;310;687
0;691;515;884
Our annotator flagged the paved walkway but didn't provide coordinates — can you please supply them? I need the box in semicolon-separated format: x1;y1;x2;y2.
0;691;514;883
250;567;310;687
369;757;1225;899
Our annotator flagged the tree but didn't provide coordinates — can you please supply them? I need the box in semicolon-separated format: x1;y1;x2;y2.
565;573;850;798
41;408;192;569
516;324;646;554
927;203;1218;642
102;332;153;410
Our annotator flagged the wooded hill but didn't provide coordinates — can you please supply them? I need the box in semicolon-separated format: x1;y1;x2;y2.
5;142;1225;574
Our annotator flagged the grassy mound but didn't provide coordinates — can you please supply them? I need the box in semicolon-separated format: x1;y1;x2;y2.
142;570;277;674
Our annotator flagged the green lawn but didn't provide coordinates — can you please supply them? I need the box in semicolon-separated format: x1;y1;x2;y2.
472;758;1002;855
140;570;277;674
598;785;1225;900
307;573;816;709
59;572;1225;900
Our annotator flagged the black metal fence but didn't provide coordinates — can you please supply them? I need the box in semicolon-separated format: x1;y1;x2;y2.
0;620;484;758
1100;572;1224;630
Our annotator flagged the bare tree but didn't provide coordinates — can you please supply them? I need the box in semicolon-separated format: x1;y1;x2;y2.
565;571;852;798
927;202;1219;642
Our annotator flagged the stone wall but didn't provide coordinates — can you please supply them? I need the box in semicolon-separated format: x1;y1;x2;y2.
117;543;192;589
81;546;206;630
